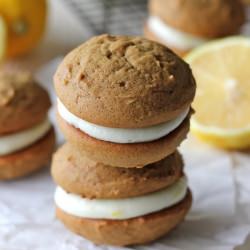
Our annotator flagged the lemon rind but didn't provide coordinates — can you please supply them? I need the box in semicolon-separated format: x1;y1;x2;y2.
191;118;250;137
191;119;250;149
0;16;7;60
185;36;250;63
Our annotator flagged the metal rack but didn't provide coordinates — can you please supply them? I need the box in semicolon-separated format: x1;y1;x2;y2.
61;1;250;39
62;0;148;36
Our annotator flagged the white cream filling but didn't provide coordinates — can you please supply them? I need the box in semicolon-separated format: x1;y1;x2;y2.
0;118;51;156
148;16;208;50
55;177;187;220
58;99;189;143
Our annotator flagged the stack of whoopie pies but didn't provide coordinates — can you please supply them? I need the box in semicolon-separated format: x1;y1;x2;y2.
0;72;55;180
52;34;196;246
145;0;246;56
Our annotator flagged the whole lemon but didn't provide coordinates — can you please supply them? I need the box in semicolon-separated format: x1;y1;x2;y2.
0;0;47;58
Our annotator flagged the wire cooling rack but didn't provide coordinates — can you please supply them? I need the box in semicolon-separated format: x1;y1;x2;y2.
61;1;250;38
61;0;148;36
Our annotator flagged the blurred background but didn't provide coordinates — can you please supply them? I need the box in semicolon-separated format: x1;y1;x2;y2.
2;0;148;71
1;0;249;72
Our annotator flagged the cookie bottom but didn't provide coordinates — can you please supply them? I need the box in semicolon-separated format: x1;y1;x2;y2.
144;24;189;57
52;144;184;198
56;190;192;246
0;128;55;180
58;114;190;168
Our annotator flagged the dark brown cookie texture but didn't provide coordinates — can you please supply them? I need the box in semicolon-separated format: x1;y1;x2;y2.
0;71;51;135
52;143;184;199
54;34;195;128
149;0;245;38
56;190;192;246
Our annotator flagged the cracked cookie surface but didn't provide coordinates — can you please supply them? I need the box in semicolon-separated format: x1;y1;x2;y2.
52;143;184;198
54;34;195;128
0;72;51;135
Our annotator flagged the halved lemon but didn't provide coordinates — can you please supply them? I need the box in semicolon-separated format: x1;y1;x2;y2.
185;36;250;149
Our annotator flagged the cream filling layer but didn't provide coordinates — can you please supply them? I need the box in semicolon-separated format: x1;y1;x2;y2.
148;16;208;50
0;118;51;156
57;99;189;143
55;177;187;220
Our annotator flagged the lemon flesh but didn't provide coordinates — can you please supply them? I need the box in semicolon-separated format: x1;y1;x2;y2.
185;36;250;149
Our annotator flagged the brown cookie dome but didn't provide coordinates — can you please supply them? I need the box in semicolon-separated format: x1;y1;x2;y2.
52;143;184;199
0;71;51;134
149;0;245;38
54;34;195;128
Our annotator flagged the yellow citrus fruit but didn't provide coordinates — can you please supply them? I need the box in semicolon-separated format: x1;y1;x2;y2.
0;15;7;60
0;0;46;58
185;36;250;149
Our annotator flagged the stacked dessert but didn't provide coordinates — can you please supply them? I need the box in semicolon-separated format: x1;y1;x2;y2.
0;72;55;180
145;0;246;56
52;34;196;246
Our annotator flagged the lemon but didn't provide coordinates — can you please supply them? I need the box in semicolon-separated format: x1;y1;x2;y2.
185;36;250;149
0;0;47;58
0;15;7;60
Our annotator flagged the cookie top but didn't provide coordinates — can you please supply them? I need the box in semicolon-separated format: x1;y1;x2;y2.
0;72;51;134
52;143;183;199
54;34;195;128
149;0;245;38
